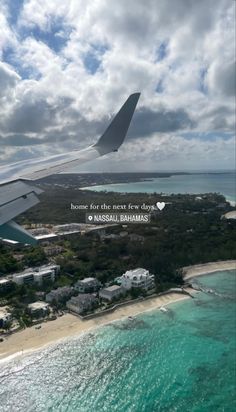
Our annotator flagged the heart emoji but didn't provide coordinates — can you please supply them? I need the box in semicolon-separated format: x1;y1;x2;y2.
156;202;165;211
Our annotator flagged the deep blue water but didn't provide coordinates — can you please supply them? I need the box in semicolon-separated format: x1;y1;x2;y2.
0;270;235;412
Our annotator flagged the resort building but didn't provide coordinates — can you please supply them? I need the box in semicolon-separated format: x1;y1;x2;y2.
99;285;125;302
54;223;81;235
66;294;98;315
28;301;50;318
38;264;60;275
12;264;60;286
0;278;13;292
13;272;34;285
75;277;101;293
33;269;56;285
119;268;155;291
45;286;74;303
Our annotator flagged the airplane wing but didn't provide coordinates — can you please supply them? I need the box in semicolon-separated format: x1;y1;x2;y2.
0;93;140;244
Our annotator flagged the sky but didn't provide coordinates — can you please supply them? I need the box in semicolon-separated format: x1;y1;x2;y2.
0;0;235;172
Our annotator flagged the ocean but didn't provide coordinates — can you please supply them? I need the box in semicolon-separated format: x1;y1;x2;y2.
0;270;235;412
81;172;236;205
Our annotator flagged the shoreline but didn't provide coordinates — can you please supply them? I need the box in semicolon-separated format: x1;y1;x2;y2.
183;260;236;280
0;259;235;363
0;292;190;363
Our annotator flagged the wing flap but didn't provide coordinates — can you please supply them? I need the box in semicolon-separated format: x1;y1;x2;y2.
0;180;42;225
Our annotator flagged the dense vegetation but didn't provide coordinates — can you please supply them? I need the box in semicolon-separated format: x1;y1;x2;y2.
0;245;47;275
2;184;235;287
1;174;235;323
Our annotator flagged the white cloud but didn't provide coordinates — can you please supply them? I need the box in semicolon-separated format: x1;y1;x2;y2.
0;2;18;58
0;0;235;170
70;133;235;172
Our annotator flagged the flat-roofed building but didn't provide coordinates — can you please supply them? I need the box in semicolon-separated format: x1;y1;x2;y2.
75;277;101;293
54;223;81;235
12;264;60;286
0;278;13;292
66;294;98;314
37;264;60;275
33;269;55;285
45;287;74;303
119;268;155;291
28;301;50;317
13;272;34;285
99;285;125;302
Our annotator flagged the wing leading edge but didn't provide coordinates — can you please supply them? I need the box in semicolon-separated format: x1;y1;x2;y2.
0;93;140;244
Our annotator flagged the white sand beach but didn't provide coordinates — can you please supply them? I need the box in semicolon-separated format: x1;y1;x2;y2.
0;291;190;363
1;259;235;363
223;211;236;219
183;260;236;280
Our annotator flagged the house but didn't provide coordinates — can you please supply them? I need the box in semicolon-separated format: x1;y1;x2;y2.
66;294;98;314
28;301;50;318
75;277;101;293
119;268;155;291
45;287;74;303
99;285;125;302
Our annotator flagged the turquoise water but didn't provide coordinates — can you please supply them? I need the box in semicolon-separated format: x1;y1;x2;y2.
82;173;236;204
0;270;235;411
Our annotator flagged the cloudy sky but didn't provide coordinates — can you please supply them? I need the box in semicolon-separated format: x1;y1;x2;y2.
0;0;235;172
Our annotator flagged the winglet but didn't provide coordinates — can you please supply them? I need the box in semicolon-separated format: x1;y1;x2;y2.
93;92;140;155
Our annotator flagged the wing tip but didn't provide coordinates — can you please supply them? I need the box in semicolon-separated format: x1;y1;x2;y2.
129;92;141;100
93;92;141;156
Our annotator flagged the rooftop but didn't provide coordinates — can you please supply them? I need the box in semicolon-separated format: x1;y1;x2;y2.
0;278;11;284
122;268;151;281
13;272;34;279
48;286;73;295
28;301;49;310
79;277;97;283
69;294;96;304
12;264;60;279
34;269;54;277
103;285;123;292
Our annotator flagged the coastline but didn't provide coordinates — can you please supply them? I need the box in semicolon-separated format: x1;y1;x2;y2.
183;260;236;280
0;292;190;363
0;259;235;363
223;210;236;219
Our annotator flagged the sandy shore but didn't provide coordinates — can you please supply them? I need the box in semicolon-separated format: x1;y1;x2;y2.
1;259;235;363
0;292;190;363
183;260;236;280
223;210;236;219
